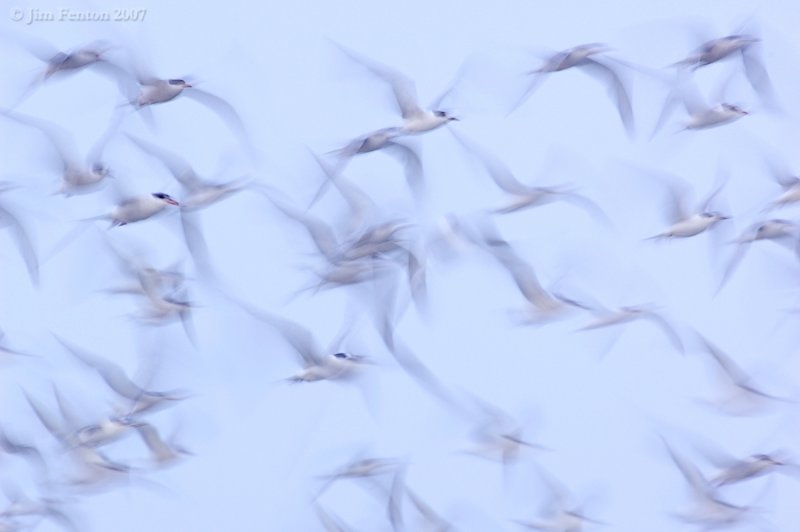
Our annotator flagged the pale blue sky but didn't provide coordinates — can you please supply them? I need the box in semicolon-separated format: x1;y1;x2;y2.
0;0;799;530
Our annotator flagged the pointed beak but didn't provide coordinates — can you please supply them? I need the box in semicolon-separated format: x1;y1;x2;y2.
449;117;460;121
184;83;193;88
166;198;180;206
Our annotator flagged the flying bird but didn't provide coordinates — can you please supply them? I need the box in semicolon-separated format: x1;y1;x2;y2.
0;108;122;196
0;184;38;285
336;43;461;134
509;43;634;135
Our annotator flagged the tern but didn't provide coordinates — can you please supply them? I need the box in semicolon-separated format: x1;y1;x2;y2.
336;44;460;134
1;109;122;196
578;302;685;355
711;453;793;488
674;35;761;69
463;395;549;476
0;184;38;285
313;502;357;532
233;299;371;383
0;488;77;532
693;333;794;416
484;237;590;324
23;389;132;487
717;219;800;293
659;435;755;529
652;72;748;134
5;36;127;106
453;131;609;222
127;134;251;211
316;135;423;205
673;33;774;103
86;192;180;227
510;43;634;134
128;132;253;274
389;471;455;532
54;335;189;417
134;423;191;469
641;168;730;239
761;156;800;210
115;59;254;157
512;466;606;531
9;36;117;80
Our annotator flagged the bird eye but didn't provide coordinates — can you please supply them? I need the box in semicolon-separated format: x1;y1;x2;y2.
333;352;348;359
168;79;186;85
434;110;446;117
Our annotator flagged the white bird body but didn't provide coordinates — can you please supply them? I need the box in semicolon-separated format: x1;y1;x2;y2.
135;79;190;107
106;193;180;226
658;214;726;238
685;104;748;129
400;111;454;134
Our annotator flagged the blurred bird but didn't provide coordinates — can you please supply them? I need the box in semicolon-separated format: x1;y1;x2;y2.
714;454;799;487
0;109;122;196
0;183;38;285
313;502;357;532
673;33;774;104
659;435;757;529
336;43;461;134
641;167;730;240
54;335;189;417
134;422;191;469
389;471;455;532
232;299;371;383
509;43;634;134
453;131;609;223
512;466;606;531
693;333;794;416
674;34;761;69
578;302;685;355
87;192;180;227
717;218;800;293
126;134;252;211
482;236;590;324
652;72;748;134
11;36;116;79
462;395;549;478
315;138;423;206
23;389;132;488
5;36;127;106
761;156;800;210
116;61;254;157
0;486;78;532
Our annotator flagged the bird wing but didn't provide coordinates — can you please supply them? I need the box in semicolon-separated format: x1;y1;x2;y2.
0;109;82;172
336;44;423;119
233;298;323;367
127;133;204;192
264;193;340;262
450;130;528;195
181;88;256;160
580;58;635;135
53;335;145;401
642;311;685;353
0;200;38;285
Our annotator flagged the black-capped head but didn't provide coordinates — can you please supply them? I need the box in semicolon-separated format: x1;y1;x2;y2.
152;192;180;206
168;79;192;88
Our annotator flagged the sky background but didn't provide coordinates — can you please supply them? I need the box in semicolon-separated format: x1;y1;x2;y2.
1;0;800;530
